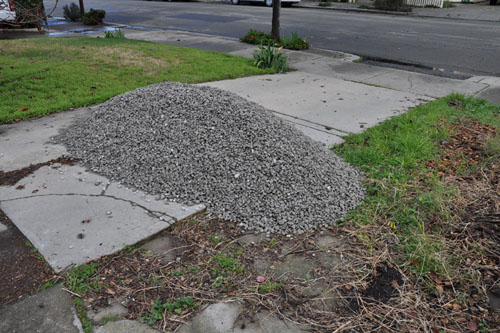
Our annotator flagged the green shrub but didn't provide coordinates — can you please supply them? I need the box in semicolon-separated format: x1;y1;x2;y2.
442;1;455;7
358;4;370;8
63;3;81;21
374;0;412;11
240;29;273;46
280;32;310;50
104;29;125;39
318;1;333;6
82;8;106;25
253;43;289;73
241;29;310;50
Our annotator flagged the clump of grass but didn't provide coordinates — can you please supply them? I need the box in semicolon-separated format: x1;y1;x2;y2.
258;281;283;293
483;133;500;160
104;29;125;39
442;1;455;8
65;262;100;295
143;297;199;325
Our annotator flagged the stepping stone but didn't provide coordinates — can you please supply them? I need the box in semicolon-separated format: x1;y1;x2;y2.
300;279;340;311
0;165;205;272
94;319;159;333
87;301;128;325
0;284;82;333
141;234;187;264
234;310;308;333
177;302;241;333
271;255;314;281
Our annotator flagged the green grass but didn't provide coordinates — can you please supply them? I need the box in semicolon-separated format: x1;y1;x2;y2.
65;262;100;295
334;95;500;275
142;297;199;325
258;281;283;293
442;1;455;7
0;37;275;123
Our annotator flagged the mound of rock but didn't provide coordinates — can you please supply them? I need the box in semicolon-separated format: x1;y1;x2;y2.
58;82;364;234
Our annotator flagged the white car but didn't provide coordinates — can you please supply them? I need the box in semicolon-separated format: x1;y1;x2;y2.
0;0;16;22
231;0;301;7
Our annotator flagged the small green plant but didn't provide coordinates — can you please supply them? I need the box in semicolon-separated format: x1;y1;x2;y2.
442;1;455;7
65;263;100;295
280;32;310;50
252;43;289;73
258;281;283;293
63;3;82;21
209;234;222;246
82;8;106;26
318;1;333;6
104;29;125;39
143;297;199;325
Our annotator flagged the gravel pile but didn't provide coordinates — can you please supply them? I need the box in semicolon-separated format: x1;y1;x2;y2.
58;82;364;234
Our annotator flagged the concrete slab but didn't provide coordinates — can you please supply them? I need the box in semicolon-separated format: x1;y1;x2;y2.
293;57;489;98
0;165;205;272
202;72;431;135
177;302;241;333
0;194;169;272
94;320;159;333
0;107;93;172
475;86;500;105
0;284;82;333
233;311;308;333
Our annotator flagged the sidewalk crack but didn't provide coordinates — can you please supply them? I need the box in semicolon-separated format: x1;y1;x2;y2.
0;193;178;222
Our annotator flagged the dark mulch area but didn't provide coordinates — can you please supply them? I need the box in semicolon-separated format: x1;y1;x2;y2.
0;210;57;308
0;156;75;186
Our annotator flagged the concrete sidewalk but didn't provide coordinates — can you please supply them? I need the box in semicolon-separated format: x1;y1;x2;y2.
1;28;499;332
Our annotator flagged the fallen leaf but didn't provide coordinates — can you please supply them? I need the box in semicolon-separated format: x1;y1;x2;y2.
452;303;461;312
17;107;29;112
105;288;115;295
344;284;352;291
16;185;24;190
456;317;467;323
391;280;400;288
467;319;478;331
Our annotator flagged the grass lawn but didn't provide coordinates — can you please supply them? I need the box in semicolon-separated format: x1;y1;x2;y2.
336;95;500;274
0;37;274;123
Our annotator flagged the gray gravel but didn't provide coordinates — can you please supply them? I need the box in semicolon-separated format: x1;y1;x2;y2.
58;82;364;234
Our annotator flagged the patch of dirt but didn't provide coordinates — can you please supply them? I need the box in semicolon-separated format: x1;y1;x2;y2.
0;210;57;308
426;118;496;176
0;156;75;186
363;265;403;303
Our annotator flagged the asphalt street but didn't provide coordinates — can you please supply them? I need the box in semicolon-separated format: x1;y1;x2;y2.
45;0;500;76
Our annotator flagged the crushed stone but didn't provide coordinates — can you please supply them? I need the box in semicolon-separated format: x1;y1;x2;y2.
57;82;364;234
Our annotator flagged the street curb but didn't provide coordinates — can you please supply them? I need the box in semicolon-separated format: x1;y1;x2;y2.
293;3;500;23
294;4;411;16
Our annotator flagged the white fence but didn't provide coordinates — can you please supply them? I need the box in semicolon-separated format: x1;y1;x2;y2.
405;0;444;7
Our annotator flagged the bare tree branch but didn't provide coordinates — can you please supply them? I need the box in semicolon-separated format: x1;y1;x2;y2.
0;0;59;30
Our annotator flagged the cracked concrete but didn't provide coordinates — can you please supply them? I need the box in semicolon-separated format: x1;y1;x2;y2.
0;164;204;273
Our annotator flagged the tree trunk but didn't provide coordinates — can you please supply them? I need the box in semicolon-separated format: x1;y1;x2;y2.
79;0;85;16
271;0;280;43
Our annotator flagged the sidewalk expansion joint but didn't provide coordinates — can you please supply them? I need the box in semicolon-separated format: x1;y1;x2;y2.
270;110;350;135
